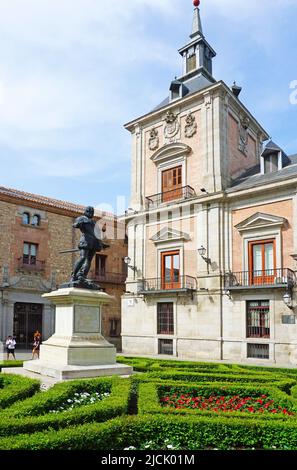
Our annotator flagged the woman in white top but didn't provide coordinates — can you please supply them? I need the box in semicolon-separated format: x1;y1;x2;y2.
5;336;16;360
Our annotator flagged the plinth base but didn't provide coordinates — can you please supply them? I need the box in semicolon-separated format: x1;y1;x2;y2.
22;287;133;381
23;360;132;380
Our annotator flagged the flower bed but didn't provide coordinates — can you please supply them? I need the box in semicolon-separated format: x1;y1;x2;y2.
160;391;294;415
138;380;296;421
1;358;297;450
49;390;110;413
0;377;130;437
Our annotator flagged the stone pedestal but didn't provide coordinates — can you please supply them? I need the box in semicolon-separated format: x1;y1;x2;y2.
24;288;132;380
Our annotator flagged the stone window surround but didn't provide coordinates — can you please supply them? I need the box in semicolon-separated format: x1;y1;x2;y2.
156;242;185;280
157;157;187;196
240;292;276;363
241;228;282;272
18;207;47;228
155;297;178;357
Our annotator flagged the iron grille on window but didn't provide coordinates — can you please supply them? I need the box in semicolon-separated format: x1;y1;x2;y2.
158;339;173;355
247;343;269;359
157;303;174;335
247;301;270;338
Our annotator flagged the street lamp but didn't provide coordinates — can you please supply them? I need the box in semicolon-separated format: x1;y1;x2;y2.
124;257;137;272
283;291;294;310
198;246;211;265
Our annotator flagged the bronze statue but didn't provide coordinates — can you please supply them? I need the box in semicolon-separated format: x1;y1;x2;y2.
60;206;109;290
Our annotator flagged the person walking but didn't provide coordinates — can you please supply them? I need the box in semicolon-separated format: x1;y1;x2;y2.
31;331;41;360
5;336;16;360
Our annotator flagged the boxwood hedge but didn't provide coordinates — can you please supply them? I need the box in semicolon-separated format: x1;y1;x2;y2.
0;376;130;436
1;357;297;450
0;361;24;371
1;414;297;450
137;380;297;421
0;375;40;410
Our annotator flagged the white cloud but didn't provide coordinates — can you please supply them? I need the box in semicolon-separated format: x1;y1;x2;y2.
0;0;180;143
0;0;295;187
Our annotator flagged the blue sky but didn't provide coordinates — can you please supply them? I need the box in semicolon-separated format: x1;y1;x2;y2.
0;0;296;213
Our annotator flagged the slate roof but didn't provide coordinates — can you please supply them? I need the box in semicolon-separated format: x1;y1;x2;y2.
262;140;284;153
153;73;215;112
0;186;116;219
228;154;297;193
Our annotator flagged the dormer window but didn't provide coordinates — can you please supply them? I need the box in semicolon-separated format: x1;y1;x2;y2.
264;154;278;174
169;81;188;102
186;53;196;73
171;88;180;101
261;141;284;175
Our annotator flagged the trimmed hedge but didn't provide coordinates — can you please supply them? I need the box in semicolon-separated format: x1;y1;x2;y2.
137;380;296;421
117;357;297;383
0;377;130;436
117;356;289;375
1;414;297;450
0;361;24;371
0;375;40;410
136;370;296;394
1;356;297;450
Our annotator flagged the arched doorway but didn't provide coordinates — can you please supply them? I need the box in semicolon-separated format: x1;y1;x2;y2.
13;303;43;349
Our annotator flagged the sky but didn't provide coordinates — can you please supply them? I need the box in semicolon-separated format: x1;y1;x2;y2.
0;0;296;214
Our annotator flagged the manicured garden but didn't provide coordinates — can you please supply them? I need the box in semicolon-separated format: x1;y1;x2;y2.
1;357;297;450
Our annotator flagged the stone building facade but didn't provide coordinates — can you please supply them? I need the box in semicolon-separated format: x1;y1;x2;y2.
121;3;297;366
0;187;127;351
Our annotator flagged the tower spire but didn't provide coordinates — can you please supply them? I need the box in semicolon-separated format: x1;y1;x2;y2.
191;0;203;38
177;0;216;81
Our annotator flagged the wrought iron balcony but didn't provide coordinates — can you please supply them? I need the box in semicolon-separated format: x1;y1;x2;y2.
139;275;197;294
145;185;196;209
225;269;296;290
91;272;127;284
17;257;45;272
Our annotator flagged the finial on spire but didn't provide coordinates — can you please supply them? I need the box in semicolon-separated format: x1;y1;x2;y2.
191;0;203;38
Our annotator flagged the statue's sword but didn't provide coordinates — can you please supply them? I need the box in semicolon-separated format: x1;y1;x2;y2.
59;242;110;255
59;248;80;254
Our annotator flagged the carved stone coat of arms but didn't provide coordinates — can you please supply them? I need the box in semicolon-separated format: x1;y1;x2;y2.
164;111;180;140
184;112;197;138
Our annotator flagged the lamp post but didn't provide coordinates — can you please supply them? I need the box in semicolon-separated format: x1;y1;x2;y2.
124;257;137;273
283;290;294;310
198;246;211;265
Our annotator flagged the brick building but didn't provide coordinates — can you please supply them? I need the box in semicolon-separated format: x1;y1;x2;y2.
0;186;127;351
122;2;297;366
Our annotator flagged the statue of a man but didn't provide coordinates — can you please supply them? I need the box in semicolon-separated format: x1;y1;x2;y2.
71;206;107;287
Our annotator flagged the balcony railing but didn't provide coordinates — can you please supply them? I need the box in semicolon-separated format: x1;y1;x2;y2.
225;269;296;290
91;272;127;284
146;186;196;209
139;275;197;294
17;257;46;272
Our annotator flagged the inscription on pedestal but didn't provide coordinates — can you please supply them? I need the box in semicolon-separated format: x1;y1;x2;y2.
74;306;101;333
